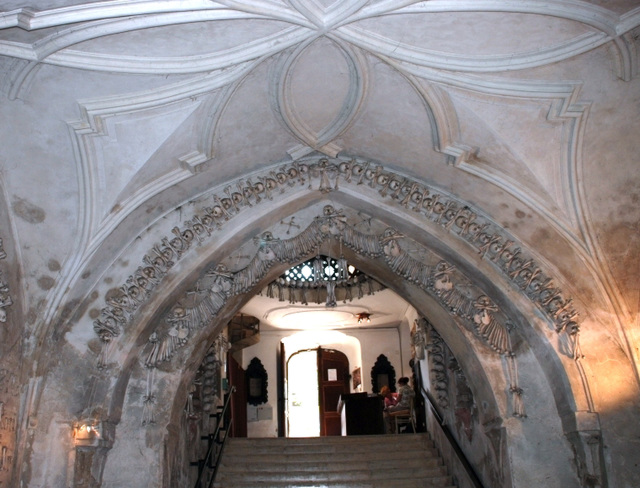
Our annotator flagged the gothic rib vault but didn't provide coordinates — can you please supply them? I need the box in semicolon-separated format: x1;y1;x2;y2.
0;1;639;487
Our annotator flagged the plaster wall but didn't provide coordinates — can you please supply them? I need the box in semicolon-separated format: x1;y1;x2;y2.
1;3;640;488
238;325;411;438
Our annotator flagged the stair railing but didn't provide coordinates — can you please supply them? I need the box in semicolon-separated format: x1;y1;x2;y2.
416;366;485;488
193;385;236;488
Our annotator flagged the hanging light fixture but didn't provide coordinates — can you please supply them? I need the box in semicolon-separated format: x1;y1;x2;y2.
356;312;371;323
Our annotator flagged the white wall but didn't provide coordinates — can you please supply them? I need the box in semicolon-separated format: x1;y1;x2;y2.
239;323;413;437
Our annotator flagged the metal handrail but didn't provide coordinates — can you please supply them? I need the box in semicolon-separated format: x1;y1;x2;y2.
416;367;485;488
194;385;236;488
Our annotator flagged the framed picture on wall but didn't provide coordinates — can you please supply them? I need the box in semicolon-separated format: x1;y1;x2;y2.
352;367;361;389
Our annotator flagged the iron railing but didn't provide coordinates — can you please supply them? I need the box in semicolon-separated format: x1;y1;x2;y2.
193;385;236;488
416;366;485;488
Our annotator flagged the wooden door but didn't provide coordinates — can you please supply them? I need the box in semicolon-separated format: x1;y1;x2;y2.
227;353;247;437
278;341;286;437
317;348;350;436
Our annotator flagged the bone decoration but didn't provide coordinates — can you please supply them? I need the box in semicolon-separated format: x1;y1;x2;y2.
93;158;580;365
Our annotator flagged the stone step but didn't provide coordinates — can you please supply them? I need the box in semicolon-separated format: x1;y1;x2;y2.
223;433;435;455
219;454;443;471
212;478;455;488
212;433;456;488
215;465;449;482
224;433;431;445
213;482;455;488
222;445;441;462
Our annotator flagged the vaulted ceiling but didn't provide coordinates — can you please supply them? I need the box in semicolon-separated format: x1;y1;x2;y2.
0;1;639;487
0;0;637;332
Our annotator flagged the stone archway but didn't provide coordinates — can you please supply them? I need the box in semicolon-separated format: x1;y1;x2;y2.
25;156;605;488
86;192;588;487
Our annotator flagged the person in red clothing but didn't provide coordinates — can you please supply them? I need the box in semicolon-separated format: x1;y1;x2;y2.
383;377;415;433
379;385;398;409
379;385;398;432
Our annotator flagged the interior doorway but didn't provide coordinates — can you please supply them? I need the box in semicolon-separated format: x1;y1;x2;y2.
287;349;320;437
286;347;351;437
317;348;350;436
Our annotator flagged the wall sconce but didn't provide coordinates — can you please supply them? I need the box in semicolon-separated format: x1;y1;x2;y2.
73;420;102;447
356;312;371;323
71;419;115;450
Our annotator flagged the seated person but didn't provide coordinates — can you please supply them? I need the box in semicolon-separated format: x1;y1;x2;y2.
383;377;415;433
379;385;397;409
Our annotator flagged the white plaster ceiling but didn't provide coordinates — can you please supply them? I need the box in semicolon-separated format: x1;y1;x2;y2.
0;1;638;344
242;288;411;331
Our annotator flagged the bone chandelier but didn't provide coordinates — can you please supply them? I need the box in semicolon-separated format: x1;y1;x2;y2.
261;255;386;307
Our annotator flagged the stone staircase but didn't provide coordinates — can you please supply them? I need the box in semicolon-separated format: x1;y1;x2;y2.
213;433;456;487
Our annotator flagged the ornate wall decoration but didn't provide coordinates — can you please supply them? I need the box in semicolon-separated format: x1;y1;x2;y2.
202;335;228;412
141;367;156;426
0;238;12;324
411;317;428;361
424;319;477;439
93;158;580;366
88;157;580;419
0;235;17;488
129;204;527;419
140;207;514;365
450;357;476;442
260;255;386;306
185;334;228;421
426;323;449;410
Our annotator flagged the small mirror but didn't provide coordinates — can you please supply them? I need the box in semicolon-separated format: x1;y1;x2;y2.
246;357;268;406
377;373;389;390
371;354;396;393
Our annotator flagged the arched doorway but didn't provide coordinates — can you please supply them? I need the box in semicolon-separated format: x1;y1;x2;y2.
285;347;351;437
317;348;350;436
286;349;319;437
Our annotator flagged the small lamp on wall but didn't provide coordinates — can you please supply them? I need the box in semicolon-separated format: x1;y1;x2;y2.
72;419;114;448
73;420;101;446
356;312;371;324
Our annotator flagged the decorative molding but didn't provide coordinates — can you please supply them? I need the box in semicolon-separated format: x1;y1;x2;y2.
0;2;226;31
411;317;427;362
365;1;622;37
612;32;638;82
0;10;310;65
0;238;13;323
451;356;476;442
383;56;590;242
260;253;386;306
426;322;449;410
287;0;369;30
4;1;638;74
40;63;255;324
619;7;640;36
338;26;611;73
271;36;367;158
565;411;607;487
3;0;634;38
131;202;528;418
185;334;228;421
46;25;313;74
185;333;228;421
137;206;517;374
93;157;580;367
261;272;386;306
